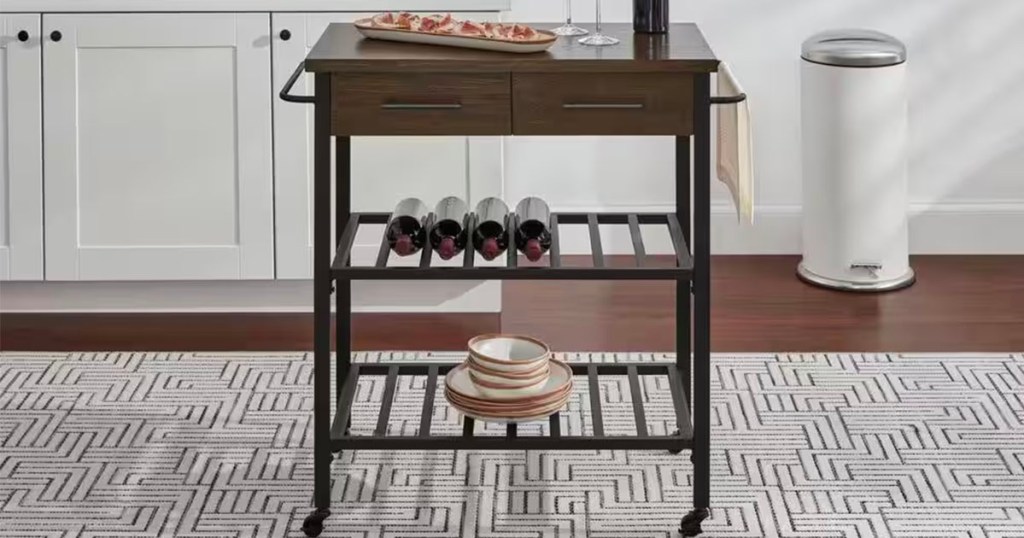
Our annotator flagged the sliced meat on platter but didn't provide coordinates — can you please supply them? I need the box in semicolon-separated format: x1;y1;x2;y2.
368;12;547;42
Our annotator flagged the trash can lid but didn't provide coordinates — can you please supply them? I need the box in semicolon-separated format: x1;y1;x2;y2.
802;29;906;67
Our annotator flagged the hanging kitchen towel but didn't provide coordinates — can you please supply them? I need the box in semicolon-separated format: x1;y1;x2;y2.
716;62;754;223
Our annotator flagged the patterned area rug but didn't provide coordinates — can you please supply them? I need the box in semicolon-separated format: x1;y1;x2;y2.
1;352;1023;537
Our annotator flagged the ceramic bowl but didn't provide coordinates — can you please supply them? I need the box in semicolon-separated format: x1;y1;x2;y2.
467;355;550;380
467;334;550;373
467;357;549;387
446;359;572;403
469;367;548;388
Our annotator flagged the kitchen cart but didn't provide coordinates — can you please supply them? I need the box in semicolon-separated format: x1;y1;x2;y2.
280;23;742;537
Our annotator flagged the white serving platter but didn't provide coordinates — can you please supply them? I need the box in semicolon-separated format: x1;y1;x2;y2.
354;19;557;54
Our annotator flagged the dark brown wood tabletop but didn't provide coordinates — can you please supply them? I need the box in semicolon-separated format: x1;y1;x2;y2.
304;23;719;73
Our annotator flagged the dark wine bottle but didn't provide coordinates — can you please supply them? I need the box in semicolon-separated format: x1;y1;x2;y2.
514;197;552;262
633;0;669;34
386;198;429;256
429;196;469;260
472;197;510;261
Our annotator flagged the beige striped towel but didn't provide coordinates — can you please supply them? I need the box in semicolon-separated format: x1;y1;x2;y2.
716;62;754;223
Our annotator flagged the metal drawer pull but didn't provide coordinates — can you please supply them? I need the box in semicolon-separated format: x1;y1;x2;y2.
380;103;463;110
562;103;645;110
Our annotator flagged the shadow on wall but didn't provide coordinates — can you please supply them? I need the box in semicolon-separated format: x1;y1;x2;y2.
504;0;1024;229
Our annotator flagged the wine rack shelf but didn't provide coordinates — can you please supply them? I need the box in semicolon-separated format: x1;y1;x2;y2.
332;212;693;280
330;361;693;451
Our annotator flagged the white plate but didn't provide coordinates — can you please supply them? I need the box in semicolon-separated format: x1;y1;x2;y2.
354;20;557;54
449;395;571;424
446;359;571;402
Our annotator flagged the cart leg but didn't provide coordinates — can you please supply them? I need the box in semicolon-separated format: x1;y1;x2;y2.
305;73;333;538
676;135;692;403
681;72;712;538
670;135;693;456
335;136;353;449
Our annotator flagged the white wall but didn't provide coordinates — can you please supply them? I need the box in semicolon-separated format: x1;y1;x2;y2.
505;0;1024;254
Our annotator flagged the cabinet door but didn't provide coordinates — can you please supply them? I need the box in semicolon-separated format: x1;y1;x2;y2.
272;13;496;279
43;14;274;281
0;14;43;281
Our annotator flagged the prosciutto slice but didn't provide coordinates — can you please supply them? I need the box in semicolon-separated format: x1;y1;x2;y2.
367;12;545;42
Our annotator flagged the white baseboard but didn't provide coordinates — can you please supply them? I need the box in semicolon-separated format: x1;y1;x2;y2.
2;201;1018;313
0;280;501;313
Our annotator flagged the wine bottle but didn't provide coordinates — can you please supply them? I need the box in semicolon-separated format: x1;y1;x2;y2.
472;197;510;261
430;196;469;260
633;0;669;34
386;198;429;256
514;197;553;262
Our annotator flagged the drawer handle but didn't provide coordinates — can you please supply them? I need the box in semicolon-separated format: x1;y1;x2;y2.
380;103;463;110
562;103;645;110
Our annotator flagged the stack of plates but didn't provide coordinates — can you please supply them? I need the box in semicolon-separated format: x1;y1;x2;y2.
444;334;573;423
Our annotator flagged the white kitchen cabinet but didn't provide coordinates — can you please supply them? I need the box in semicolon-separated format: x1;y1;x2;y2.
272;12;501;279
42;13;275;280
0;15;44;281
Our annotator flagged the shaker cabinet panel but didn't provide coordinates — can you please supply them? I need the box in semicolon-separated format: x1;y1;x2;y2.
42;13;274;280
272;12;494;279
0;14;44;281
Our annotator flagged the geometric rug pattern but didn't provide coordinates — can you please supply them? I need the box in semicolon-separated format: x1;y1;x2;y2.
1;352;1023;537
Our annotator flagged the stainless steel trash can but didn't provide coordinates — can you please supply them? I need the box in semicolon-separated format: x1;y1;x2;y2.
799;29;915;292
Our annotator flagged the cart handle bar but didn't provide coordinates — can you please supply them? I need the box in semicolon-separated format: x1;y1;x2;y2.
711;63;747;104
711;93;747;105
280;61;315;104
279;59;746;106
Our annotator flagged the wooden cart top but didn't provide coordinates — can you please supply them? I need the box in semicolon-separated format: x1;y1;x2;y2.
304;23;719;74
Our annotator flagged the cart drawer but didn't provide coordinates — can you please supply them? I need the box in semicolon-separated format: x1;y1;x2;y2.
512;73;693;135
331;73;511;135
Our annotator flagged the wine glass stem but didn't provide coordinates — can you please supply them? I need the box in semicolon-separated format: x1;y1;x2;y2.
595;0;602;34
565;0;573;25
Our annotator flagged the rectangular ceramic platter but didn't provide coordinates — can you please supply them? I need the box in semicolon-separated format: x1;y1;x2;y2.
354;20;557;54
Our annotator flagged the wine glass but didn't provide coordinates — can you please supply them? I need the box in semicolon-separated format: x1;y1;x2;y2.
553;0;588;36
579;0;619;46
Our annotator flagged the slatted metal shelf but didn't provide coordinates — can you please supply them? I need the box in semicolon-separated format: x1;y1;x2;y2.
331;212;693;280
330;361;693;452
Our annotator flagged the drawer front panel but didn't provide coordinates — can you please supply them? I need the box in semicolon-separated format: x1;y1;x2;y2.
332;73;511;135
512;73;693;135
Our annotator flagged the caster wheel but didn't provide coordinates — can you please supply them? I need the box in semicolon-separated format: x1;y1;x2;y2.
668;430;683;454
679;507;709;537
302;508;330;537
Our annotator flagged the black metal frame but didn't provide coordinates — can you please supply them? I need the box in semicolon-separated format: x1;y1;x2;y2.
331;212;693;280
329;361;692;451
293;64;742;537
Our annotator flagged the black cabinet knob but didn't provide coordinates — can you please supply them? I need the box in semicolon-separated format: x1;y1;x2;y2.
280;29;292;41
17;30;29;42
51;30;62;42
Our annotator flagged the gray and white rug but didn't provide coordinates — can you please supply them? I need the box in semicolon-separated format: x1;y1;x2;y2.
1;352;1023;537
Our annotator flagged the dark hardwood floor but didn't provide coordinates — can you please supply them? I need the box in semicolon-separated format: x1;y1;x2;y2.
2;255;1022;352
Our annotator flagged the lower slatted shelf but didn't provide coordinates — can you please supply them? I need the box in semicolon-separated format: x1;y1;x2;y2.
331;212;693;281
330;362;693;452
